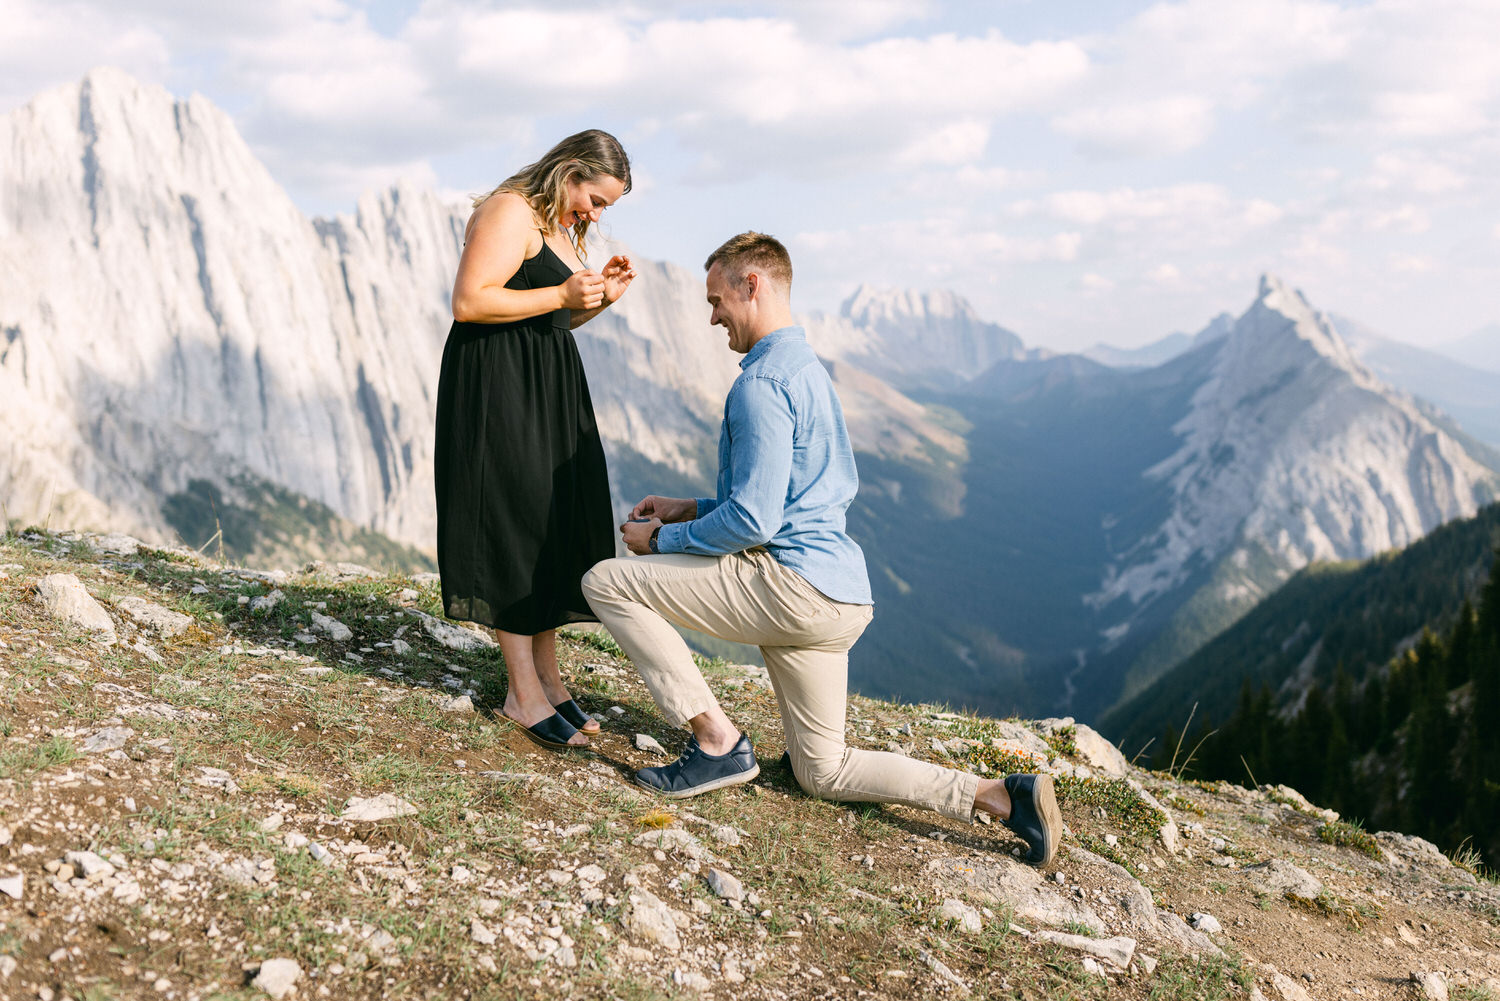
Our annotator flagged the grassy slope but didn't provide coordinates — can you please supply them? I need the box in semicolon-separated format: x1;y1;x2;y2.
5;530;1497;999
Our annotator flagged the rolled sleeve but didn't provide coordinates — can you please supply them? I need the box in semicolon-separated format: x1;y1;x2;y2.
659;377;794;556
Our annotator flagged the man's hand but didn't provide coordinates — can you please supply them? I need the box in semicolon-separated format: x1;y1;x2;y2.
620;517;662;556
631;495;696;523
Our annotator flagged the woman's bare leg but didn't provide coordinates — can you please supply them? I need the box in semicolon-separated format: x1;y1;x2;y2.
530;630;599;733
495;628;588;746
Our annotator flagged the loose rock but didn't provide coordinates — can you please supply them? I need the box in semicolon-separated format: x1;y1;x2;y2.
251;957;302;999
342;794;418;822
634;733;667;755
35;574;117;642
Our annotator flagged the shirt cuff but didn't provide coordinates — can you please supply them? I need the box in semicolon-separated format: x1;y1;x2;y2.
656;522;688;554
695;497;719;518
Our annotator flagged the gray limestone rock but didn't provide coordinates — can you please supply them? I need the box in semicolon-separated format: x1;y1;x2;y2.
1411;971;1449;1001
36;574;116;642
622;888;682;951
64;850;115;880
114;595;193;637
634;733;667;755
704;867;744;902
1031;930;1137;969
926;856;1104;935
251;957;302;999
80;726;134;753
310;611;353;641
1242;858;1323;903
937;897;983;933
342;794;419;822
413;610;495;651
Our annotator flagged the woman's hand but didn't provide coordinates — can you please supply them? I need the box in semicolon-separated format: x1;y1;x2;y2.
601;255;636;305
560;269;606;310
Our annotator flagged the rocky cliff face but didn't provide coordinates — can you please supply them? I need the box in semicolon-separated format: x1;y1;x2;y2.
1084;277;1499;704
0;68;461;549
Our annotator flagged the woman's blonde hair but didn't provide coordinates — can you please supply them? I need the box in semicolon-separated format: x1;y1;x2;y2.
472;129;631;260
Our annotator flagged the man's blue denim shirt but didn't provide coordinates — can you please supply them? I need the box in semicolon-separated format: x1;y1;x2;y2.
654;326;873;605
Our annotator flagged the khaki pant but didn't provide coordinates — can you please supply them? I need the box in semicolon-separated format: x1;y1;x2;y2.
581;548;978;822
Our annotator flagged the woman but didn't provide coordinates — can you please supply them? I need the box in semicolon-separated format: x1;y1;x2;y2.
435;129;635;749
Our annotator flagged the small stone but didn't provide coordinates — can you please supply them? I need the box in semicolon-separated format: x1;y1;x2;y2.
470;918;496;945
704;868;744;902
251;957;302;999
451;864;472;883
249;589;285;613
634;733;667;755
0;873;22;899
310;611;353;642
65;850;115;880
260;814;285;833
390;638;412;656
441;695;474;713
342;794;418;822
622;888;682;951
48;947;67;963
672;969;713;991
711;825;741;846
607;706;626;717
937;897;982;933
1189;912;1222;934
1410;971;1449;1001
80;726;134;754
195;767;240;793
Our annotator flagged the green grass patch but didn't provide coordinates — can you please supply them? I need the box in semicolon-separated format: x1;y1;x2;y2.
0;735;80;779
1316;819;1382;860
1056;775;1168;841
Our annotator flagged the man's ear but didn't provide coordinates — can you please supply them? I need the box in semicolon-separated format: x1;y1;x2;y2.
744;271;760;302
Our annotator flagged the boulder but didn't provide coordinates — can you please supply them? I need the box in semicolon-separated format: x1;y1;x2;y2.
35;574;116;642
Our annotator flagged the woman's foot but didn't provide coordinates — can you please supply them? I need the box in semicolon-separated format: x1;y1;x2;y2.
552;697;602;734
502;695;589;747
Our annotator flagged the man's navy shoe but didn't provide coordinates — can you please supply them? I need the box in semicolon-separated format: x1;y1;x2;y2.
1003;773;1061;867
635;733;760;799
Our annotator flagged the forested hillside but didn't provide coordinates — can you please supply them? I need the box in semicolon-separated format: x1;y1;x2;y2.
1105;501;1500;750
1148;548;1500;869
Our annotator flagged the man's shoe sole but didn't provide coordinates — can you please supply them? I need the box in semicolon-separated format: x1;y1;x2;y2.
1032;773;1062;868
635;763;761;799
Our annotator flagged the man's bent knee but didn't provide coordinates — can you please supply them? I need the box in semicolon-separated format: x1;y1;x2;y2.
580;559;627;603
791;753;848;801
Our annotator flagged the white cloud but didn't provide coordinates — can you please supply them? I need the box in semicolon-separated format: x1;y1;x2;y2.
1388;253;1434;274
1053;96;1214;157
1147;263;1183;285
1365;205;1430;234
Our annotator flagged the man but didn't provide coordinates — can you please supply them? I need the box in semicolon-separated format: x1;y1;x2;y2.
581;232;1061;866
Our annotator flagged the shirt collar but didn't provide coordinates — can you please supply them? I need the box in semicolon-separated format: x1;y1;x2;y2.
740;325;805;369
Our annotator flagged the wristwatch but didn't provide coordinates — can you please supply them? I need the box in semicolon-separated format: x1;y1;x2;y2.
648;525;662;554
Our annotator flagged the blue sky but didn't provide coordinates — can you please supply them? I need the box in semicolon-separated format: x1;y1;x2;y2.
3;0;1498;352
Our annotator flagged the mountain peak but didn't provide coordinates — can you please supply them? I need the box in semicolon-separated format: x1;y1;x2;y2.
840;285;979;326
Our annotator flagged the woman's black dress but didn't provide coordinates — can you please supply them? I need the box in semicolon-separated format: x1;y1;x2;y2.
434;240;614;633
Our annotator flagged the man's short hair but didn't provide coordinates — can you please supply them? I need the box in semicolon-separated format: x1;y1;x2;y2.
704;231;792;289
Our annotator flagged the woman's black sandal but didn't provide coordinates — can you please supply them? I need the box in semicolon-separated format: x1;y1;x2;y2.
553;698;599;731
503;711;585;751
